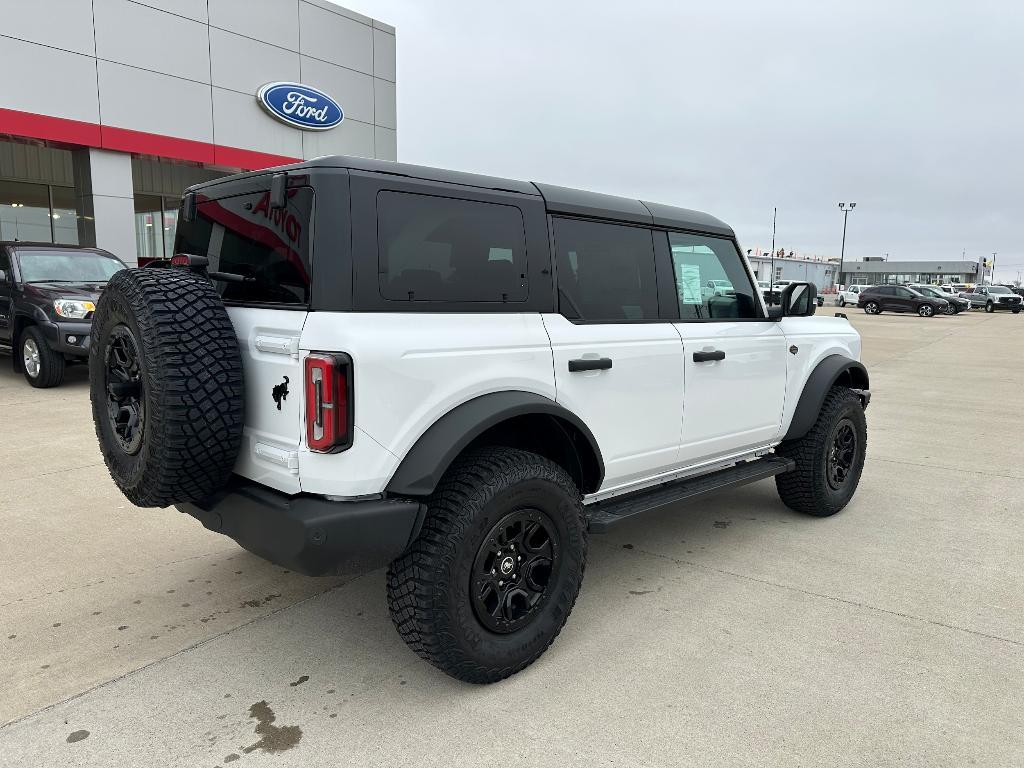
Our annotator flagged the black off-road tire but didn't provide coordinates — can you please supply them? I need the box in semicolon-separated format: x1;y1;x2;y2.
21;326;65;388
89;268;244;507
775;386;867;517
387;447;587;683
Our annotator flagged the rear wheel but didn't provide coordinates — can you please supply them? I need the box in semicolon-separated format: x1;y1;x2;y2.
985;301;995;313
942;303;957;315
21;327;65;388
775;387;867;517
918;304;934;317
863;301;880;315
387;447;587;683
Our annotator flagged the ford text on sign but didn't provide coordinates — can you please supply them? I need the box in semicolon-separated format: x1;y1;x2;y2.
256;82;344;131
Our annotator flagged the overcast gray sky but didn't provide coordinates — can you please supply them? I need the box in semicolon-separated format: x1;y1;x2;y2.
345;0;1024;276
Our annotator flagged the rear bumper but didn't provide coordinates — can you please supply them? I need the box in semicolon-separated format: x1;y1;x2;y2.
177;477;426;576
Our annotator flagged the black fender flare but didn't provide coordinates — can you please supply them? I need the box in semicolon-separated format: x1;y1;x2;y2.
386;391;604;497
783;355;870;441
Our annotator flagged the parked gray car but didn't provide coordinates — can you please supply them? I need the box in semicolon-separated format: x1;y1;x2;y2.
959;285;1022;313
908;285;970;315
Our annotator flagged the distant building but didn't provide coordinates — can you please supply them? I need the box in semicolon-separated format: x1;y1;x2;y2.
839;258;982;287
746;252;839;291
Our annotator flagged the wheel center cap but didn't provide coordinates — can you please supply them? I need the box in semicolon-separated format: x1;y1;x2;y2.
500;556;515;576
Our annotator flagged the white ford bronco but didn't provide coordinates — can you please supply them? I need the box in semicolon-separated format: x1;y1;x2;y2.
89;156;869;683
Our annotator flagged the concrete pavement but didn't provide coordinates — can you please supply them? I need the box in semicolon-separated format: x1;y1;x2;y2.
1;309;1022;766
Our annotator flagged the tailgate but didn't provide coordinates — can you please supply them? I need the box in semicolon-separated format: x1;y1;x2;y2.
228;307;308;494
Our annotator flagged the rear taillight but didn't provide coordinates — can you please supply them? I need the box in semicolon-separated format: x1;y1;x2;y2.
304;353;353;453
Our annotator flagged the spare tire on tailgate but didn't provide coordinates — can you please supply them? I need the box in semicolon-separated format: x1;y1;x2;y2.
89;268;244;507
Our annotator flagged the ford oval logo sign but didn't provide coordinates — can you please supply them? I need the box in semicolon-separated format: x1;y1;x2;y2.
256;82;343;131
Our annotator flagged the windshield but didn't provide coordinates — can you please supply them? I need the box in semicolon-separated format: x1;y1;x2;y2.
988;286;1012;294
17;250;124;283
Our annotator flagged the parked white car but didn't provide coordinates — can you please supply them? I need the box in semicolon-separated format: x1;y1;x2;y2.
837;285;866;307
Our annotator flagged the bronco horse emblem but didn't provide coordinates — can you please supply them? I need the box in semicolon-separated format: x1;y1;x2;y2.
271;376;289;410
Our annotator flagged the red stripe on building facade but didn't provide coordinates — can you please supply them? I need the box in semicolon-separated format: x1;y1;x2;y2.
0;107;299;171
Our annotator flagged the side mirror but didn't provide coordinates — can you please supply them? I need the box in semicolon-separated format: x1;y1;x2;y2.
782;281;817;317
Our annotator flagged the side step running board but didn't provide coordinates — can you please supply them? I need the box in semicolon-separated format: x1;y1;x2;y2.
586;456;795;533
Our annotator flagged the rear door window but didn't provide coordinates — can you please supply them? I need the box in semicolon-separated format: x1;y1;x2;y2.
174;187;314;306
553;218;658;321
376;191;528;302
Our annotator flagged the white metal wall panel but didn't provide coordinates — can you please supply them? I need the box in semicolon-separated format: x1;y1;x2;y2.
2;0;96;56
208;0;300;52
0;37;100;123
212;88;303;159
373;126;397;162
301;119;374;160
372;28;396;81
131;0;209;23
299;56;374;124
210;27;300;95
373;79;396;129
97;60;213;142
94;0;211;85
298;1;373;75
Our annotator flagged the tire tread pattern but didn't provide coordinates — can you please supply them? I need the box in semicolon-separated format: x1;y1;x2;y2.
775;386;866;517
386;447;587;684
89;268;244;507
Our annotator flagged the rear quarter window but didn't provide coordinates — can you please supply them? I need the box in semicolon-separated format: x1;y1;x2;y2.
174;187;314;306
376;191;528;303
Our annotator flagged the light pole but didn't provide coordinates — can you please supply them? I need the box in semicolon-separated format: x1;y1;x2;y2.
990;252;996;284
837;202;856;290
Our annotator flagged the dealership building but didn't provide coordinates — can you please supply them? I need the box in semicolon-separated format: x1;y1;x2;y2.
0;0;396;265
838;257;982;287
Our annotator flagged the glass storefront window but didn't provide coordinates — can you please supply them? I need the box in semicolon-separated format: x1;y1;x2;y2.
50;186;80;245
163;198;179;257
134;194;164;259
0;180;53;242
134;194;182;260
0;180;79;244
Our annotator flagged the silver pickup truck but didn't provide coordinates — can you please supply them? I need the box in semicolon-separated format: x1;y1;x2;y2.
959;285;1022;313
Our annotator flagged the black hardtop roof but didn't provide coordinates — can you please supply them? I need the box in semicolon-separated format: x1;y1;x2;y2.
190;155;735;238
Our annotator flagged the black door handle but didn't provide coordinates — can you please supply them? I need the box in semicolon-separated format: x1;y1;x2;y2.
568;357;613;372
693;350;726;363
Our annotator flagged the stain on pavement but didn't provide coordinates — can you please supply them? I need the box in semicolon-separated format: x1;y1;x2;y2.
241;701;302;755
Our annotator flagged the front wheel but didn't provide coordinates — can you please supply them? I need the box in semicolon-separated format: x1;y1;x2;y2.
863;301;880;315
1013;309;1021;315
387;447;587;683
775;387;867;517
918;304;935;317
985;301;995;313
838;297;846;307
21;327;65;388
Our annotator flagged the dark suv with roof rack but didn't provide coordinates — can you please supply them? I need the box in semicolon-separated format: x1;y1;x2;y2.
0;242;126;387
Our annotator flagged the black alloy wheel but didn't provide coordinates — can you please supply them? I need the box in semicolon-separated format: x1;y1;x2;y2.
105;325;145;455
942;303;957;315
471;508;559;634
864;301;880;314
826;418;858;491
